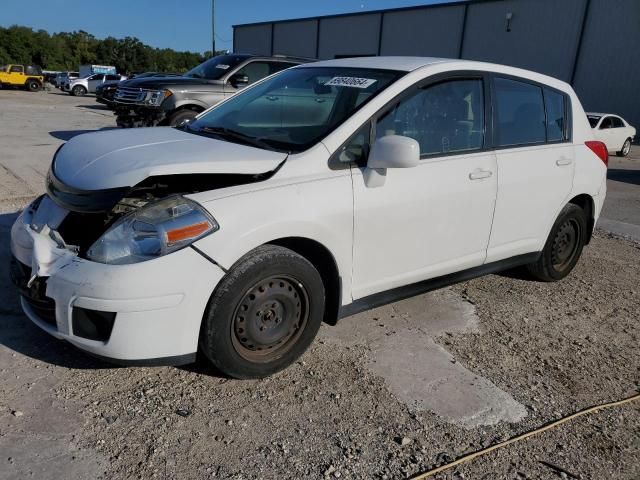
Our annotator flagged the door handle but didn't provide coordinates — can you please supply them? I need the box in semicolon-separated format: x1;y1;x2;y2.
556;158;573;166
266;95;279;101
468;169;493;180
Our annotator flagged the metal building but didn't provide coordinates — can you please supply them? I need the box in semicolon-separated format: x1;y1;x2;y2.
233;0;640;132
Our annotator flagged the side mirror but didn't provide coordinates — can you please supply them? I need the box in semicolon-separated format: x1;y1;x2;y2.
364;135;419;188
229;73;249;88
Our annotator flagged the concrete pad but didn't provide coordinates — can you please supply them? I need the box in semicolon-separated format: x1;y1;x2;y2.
321;289;527;428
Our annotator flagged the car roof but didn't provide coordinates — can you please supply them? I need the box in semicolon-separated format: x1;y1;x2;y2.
301;56;453;71
586;112;617;118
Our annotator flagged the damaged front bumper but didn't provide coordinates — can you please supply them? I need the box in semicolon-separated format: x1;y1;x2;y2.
10;197;225;365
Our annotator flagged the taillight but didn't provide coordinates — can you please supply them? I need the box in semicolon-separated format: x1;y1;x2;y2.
585;141;608;167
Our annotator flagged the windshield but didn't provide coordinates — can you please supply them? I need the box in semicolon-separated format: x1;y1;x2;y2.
587;115;601;128
186;66;404;153
185;55;248;80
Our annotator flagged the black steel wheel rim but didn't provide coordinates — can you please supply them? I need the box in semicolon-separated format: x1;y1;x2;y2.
231;275;309;362
551;218;581;270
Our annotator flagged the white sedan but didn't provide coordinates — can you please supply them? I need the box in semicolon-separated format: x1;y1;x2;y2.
587;113;636;157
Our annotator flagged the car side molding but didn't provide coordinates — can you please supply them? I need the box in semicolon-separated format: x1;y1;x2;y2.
338;252;541;319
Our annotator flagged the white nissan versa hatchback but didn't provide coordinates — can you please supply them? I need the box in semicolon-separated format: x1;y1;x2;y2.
10;57;608;378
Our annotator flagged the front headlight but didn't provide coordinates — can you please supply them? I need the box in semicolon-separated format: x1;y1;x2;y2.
87;195;219;265
146;89;172;106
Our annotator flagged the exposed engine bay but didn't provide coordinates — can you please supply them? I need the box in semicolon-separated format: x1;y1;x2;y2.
48;168;282;256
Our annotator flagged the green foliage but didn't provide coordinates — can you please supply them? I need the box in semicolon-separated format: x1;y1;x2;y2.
0;25;226;73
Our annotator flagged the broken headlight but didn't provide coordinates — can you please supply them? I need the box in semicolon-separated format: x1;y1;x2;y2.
87;195;218;265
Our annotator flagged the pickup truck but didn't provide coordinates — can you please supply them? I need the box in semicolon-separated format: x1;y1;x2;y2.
112;54;309;127
0;64;44;91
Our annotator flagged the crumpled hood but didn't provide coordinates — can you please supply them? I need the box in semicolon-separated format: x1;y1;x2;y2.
53;127;287;190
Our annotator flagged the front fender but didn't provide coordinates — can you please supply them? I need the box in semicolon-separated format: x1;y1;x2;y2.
191;174;354;304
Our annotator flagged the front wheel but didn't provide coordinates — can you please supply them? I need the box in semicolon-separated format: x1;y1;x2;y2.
166;109;197;127
200;245;325;379
527;203;587;282
616;138;632;157
72;85;87;96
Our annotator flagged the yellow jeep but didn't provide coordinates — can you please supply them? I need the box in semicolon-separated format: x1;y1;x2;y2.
0;64;44;91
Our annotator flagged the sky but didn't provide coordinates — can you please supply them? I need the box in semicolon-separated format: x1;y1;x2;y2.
1;0;461;53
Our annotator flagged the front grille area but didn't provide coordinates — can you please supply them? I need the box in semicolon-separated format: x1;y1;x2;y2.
114;87;149;104
10;255;57;328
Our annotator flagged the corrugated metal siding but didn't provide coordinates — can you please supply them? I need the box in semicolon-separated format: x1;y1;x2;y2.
462;0;585;81
233;0;639;132
273;20;318;58
380;5;466;57
234;24;272;55
317;14;381;59
572;0;640;130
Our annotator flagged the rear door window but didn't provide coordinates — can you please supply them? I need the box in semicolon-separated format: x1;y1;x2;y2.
494;77;546;147
600;117;613;129
611;117;624;128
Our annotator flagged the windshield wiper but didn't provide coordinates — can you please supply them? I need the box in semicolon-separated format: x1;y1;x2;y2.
196;126;274;150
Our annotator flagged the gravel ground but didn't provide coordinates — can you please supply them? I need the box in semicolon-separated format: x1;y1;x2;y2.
1;90;639;480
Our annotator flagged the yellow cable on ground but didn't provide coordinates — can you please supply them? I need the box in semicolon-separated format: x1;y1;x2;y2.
412;391;640;479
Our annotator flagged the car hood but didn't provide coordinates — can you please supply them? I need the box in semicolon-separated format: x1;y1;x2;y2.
53;127;287;190
120;76;223;89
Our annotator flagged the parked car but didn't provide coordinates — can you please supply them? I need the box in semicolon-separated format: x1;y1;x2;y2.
112;54;309;127
96;73;180;106
587;113;636;157
65;73;127;96
0;64;44;91
54;71;79;88
10;57;607;379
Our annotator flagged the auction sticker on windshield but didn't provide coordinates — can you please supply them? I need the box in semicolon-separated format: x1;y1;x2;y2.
324;77;377;89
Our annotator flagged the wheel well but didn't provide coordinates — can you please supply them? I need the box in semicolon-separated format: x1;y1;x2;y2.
268;237;341;326
569;194;595;244
26;77;41;84
175;104;205;113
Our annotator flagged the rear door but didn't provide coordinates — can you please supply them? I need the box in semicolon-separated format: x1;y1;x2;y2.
486;76;574;262
596;116;616;152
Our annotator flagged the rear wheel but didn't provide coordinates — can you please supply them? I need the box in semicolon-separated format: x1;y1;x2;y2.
26;79;40;92
200;245;325;379
616;138;632;157
527;203;587;281
72;85;87;96
166;109;197;127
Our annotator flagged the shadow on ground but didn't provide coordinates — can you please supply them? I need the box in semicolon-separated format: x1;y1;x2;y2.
48;127;117;141
608;168;640;186
0;211;113;370
77;104;110;111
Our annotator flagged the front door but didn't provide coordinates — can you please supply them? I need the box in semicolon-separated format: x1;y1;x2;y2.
351;76;497;299
87;74;105;92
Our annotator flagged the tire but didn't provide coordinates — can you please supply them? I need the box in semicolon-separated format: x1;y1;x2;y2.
527;203;587;282
25;79;40;92
200;245;325;379
72;85;87;96
166;109;197;127
616;138;632;157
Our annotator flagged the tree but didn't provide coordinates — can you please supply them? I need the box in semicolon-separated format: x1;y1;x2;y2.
0;24;214;73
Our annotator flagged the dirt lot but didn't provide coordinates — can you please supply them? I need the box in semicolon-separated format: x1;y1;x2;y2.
0;90;639;480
